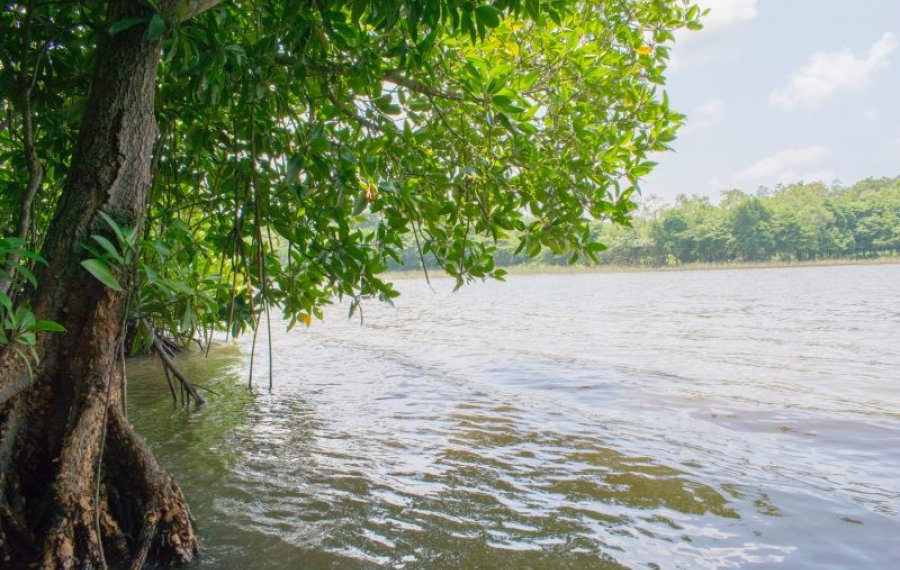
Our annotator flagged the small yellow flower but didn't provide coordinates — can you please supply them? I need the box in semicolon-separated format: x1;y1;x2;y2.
299;313;311;327
637;45;653;56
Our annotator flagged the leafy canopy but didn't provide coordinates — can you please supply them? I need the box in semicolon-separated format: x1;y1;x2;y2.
0;0;699;348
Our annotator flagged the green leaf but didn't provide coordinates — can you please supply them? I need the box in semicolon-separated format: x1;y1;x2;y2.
16;265;38;287
492;94;512;107
475;5;501;28
180;304;194;333
352;193;368;215
16;332;36;347
0;291;12;316
32;320;67;333
91;235;125;264
14;247;43;262
80;259;123;291
309;135;329;154
546;8;562;25
96;210;128;249
108;17;148;36
17;306;35;329
146;13;166;42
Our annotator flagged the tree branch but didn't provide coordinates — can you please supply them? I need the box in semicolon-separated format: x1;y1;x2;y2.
324;90;381;131
382;71;467;102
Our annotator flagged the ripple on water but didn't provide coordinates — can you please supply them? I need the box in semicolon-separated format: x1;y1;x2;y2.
125;265;900;568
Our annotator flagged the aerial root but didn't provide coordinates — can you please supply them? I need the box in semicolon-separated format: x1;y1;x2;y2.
151;335;205;407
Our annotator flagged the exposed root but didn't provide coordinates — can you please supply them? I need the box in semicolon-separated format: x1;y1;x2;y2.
0;377;199;568
97;488;128;561
40;500;106;570
39;388;108;570
130;512;159;570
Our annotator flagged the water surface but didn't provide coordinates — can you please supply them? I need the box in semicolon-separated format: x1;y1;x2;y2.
127;264;900;568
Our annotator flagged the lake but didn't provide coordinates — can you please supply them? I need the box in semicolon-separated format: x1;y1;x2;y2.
127;263;900;568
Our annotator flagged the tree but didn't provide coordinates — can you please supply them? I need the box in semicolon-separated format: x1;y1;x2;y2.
723;192;774;261
0;0;698;566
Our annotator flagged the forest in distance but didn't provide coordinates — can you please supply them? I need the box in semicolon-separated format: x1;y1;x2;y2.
390;176;900;270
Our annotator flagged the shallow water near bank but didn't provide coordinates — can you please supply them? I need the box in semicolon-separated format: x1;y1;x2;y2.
126;263;900;568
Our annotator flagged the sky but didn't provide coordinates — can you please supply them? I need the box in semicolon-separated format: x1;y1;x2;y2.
641;0;900;202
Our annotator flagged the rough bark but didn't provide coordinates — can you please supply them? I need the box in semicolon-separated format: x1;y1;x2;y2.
0;0;203;566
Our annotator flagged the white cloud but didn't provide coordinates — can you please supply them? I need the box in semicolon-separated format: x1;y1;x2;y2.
670;0;757;70
731;146;832;188
863;108;880;122
770;32;898;111
699;0;758;33
682;98;726;135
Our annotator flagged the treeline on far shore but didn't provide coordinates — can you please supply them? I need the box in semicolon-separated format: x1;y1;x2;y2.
390;176;900;270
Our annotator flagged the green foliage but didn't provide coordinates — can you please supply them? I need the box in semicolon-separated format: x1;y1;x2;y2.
0;2;97;236
0;238;40;289
0;238;64;370
1;0;701;345
79;211;239;353
80;211;139;291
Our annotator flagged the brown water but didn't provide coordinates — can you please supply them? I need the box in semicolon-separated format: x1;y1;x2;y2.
127;264;900;569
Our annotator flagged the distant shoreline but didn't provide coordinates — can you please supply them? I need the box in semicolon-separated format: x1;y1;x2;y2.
386;256;900;279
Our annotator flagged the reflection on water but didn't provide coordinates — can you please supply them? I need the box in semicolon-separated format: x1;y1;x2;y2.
127;264;900;568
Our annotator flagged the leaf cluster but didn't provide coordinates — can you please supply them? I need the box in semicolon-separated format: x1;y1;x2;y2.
0;238;64;371
2;0;700;342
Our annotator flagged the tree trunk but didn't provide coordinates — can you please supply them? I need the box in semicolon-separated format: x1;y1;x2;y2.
0;1;198;567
